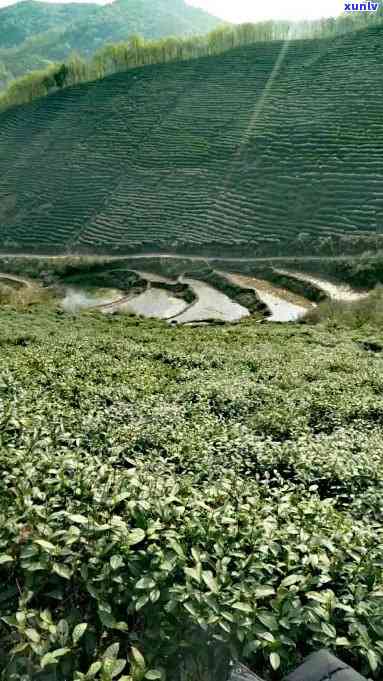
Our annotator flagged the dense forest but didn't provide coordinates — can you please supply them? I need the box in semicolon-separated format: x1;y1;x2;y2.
0;0;224;88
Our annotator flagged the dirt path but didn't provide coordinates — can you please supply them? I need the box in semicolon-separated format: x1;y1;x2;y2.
0;253;365;263
0;272;34;288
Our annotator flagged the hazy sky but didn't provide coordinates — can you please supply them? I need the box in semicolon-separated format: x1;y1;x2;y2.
187;1;342;23
0;0;343;21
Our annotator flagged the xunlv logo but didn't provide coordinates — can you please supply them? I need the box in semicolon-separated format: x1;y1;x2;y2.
344;1;380;9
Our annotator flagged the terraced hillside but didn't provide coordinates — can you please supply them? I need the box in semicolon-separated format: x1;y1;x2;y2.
0;26;382;256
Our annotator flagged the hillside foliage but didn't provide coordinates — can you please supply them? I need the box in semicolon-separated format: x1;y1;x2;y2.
1;5;383;109
0;0;224;88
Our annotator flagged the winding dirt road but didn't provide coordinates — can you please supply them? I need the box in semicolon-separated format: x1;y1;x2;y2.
0;273;34;288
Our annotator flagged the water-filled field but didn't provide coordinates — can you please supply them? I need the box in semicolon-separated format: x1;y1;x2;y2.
222;272;314;322
0;258;373;324
103;287;188;319
57;268;367;324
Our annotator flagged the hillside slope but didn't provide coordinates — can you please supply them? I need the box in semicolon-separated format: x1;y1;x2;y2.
0;26;382;256
0;0;223;85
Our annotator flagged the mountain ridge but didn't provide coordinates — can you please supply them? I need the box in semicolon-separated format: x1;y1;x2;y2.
0;0;224;86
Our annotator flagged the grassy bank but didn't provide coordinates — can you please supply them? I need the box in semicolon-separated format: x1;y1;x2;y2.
0;305;383;679
300;286;383;329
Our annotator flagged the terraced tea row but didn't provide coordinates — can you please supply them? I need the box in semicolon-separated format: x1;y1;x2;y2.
0;26;382;254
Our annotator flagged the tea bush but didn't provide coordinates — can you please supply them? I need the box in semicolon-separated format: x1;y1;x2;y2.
302;287;383;329
0;307;383;680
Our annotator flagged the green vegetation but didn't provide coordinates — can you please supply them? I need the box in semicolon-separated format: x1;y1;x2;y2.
279;252;383;290
301;286;383;328
1;1;382;92
1;303;383;679
2;8;383;111
0;0;224;88
0;25;382;256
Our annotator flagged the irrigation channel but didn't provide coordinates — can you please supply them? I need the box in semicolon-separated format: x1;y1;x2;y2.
58;269;369;324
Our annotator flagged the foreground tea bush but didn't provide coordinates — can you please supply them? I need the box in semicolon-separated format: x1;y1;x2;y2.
1;307;383;680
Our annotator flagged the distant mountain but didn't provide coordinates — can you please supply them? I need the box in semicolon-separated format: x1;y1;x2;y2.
0;0;224;86
0;25;382;257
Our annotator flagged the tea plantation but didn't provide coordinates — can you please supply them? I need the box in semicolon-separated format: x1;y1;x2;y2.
1;303;383;679
0;25;382;256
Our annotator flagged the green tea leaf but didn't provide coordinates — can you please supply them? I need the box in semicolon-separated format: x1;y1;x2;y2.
67;514;88;525
184;567;201;583
367;649;379;672
25;628;40;643
128;529;146;546
35;539;56;553
191;547;201;563
202;570;218;593
270;653;280;670
110;554;124;570
322;622;336;638
103;658;126;678
0;554;13;564
281;574;302;587
136;594;150;610
257;613;278;630
73;622;88;645
103;642;120;660
232;602;252;613
40;648;70;668
41;653;59;669
52;647;71;658
87;661;102;677
259;632;275;643
53;563;72;579
254;586;275;599
136;576;156;590
131;646;146;670
56;619;69;644
168;539;184;557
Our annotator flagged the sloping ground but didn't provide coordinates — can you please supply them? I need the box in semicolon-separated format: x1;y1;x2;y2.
2;306;383;677
0;26;382;254
0;0;222;85
274;269;369;301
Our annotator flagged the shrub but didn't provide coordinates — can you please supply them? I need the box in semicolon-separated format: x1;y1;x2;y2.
301;286;383;329
0;308;383;679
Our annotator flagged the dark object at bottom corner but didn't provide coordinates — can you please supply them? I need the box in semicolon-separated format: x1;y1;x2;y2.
284;649;368;681
229;650;368;681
